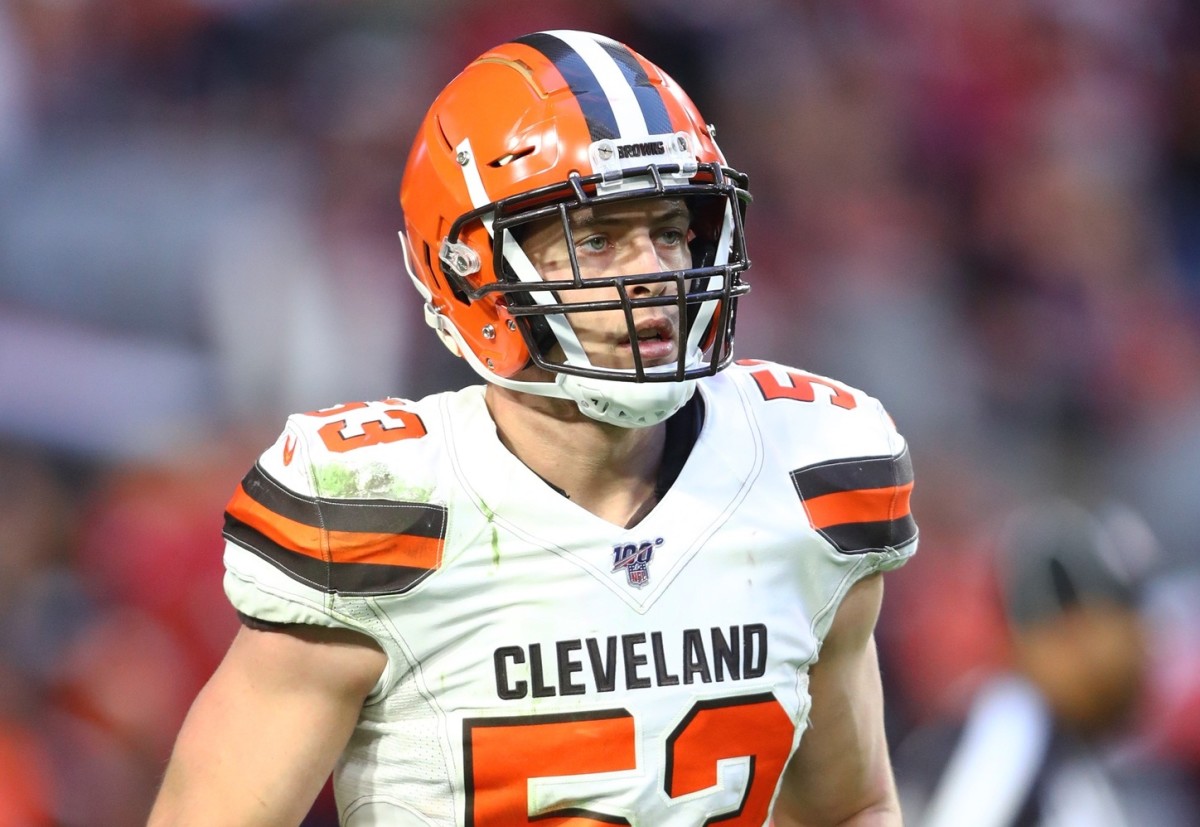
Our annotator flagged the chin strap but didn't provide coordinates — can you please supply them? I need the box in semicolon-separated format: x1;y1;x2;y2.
559;373;697;428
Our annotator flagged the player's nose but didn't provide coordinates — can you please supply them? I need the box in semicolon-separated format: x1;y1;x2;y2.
622;235;674;292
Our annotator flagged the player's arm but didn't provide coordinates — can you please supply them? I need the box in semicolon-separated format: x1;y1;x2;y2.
148;622;387;827
771;573;903;826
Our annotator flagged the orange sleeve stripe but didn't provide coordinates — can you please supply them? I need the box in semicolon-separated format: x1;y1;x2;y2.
226;485;443;570
802;482;914;529
325;530;442;569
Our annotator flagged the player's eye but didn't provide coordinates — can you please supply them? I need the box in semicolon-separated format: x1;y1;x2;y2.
577;235;610;254
657;228;686;247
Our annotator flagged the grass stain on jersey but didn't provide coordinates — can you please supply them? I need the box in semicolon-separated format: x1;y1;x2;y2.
479;503;501;567
313;464;358;497
312;463;433;502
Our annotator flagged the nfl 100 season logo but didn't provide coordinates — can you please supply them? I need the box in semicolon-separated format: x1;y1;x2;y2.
612;537;663;588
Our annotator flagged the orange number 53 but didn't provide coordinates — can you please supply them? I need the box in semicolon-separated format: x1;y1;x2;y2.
464;694;794;825
305;399;427;453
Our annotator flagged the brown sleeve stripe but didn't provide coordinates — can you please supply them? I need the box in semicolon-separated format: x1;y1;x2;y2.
816;519;917;556
791;449;913;499
791;449;917;554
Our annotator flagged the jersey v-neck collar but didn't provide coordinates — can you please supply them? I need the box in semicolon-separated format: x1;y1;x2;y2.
522;394;705;503
439;379;764;611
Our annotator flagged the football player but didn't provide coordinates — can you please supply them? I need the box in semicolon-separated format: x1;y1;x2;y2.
149;29;917;826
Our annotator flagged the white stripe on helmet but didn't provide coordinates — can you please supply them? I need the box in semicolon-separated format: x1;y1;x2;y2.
544;30;650;139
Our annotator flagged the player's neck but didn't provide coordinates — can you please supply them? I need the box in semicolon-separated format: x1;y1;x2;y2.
484;384;666;528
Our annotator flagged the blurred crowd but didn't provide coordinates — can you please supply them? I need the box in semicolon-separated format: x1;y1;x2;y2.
2;0;1199;824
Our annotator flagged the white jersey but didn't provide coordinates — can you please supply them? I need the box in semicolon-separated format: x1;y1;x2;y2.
222;359;917;826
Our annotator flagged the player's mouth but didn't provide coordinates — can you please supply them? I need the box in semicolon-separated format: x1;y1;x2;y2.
618;317;677;364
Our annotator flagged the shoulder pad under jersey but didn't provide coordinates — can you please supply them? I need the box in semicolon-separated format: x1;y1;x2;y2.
724;359;918;559
223;396;451;599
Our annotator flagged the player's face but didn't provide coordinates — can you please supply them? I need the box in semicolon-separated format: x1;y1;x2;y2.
521;198;692;370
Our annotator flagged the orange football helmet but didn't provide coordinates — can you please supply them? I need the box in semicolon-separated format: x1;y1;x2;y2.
399;30;751;427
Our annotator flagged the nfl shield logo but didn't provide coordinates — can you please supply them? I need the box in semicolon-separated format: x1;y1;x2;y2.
612;538;663;588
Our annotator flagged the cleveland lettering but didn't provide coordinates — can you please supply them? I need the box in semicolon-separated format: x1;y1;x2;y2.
493;624;768;700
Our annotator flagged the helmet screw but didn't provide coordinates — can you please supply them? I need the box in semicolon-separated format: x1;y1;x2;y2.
485;358;495;369
456;149;470;166
482;324;496;340
506;319;517;331
706;123;717;139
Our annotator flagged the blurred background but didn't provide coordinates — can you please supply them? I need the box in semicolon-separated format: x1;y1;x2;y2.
1;0;1199;824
